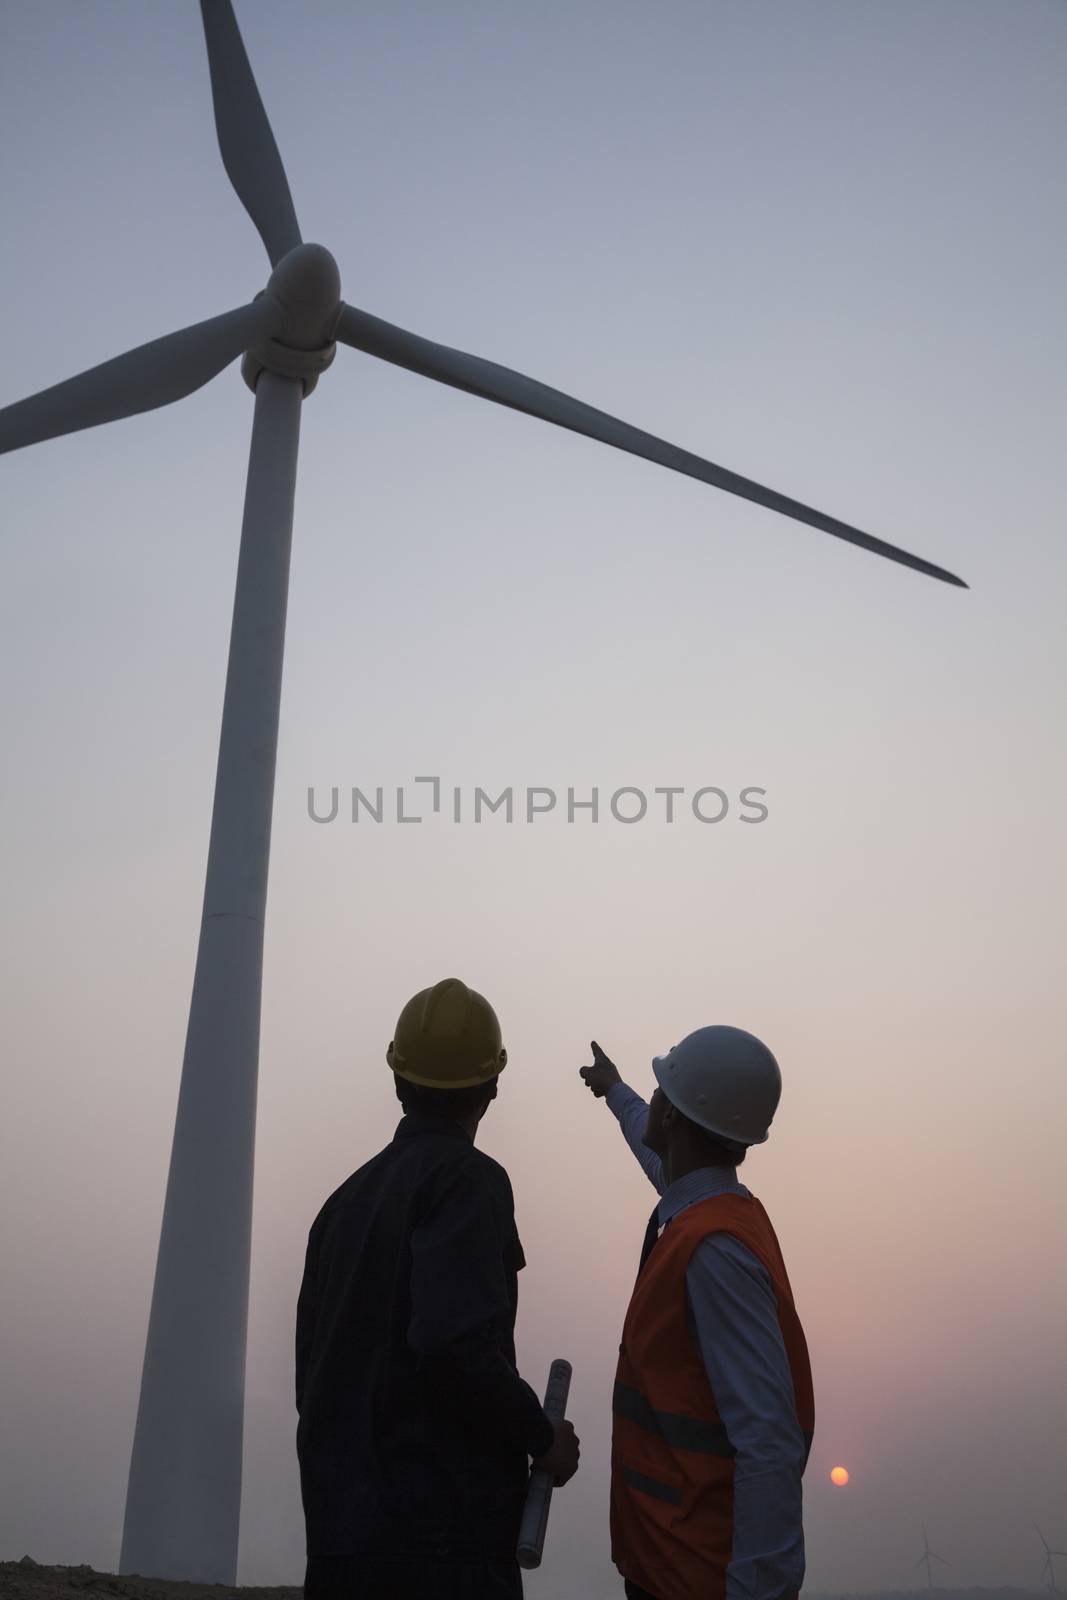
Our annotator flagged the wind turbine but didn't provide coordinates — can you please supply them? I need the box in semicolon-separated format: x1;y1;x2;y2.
1035;1522;1067;1591
914;1523;950;1589
1;0;968;1585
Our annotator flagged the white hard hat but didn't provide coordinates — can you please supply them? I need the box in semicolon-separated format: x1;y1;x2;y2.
652;1025;782;1146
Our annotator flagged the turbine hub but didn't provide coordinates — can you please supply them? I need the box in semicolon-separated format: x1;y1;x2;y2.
243;242;342;398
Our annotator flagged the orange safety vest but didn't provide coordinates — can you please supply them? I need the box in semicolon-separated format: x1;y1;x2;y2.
610;1192;815;1600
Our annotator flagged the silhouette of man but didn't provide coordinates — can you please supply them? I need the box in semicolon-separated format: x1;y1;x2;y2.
581;1033;813;1600
297;978;579;1599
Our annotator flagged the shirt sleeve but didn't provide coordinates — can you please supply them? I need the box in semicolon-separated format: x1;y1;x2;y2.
685;1234;806;1600
294;1224;320;1417
605;1081;667;1195
407;1156;554;1459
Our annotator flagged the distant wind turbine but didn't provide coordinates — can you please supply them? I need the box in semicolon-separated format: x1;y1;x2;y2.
1035;1522;1067;1592
0;0;969;1586
914;1523;950;1589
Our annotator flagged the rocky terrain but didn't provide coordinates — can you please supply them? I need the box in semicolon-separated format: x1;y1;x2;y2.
0;1560;300;1600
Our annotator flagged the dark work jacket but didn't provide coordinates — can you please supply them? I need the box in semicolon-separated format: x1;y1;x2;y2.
295;1113;554;1558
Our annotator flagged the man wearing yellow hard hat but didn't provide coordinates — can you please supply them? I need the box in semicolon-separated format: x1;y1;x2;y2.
296;978;579;1600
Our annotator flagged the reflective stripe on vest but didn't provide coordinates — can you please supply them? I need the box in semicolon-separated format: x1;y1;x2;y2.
613;1379;736;1458
622;1464;683;1506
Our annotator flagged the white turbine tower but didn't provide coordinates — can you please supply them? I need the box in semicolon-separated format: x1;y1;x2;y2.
1035;1522;1067;1592
914;1523;950;1589
1;1;968;1585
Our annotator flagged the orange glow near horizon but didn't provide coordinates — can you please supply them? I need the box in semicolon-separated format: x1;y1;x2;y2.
831;1466;850;1486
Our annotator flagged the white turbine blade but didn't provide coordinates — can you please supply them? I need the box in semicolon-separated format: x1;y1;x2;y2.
334;302;968;588
200;0;302;267
0;296;282;457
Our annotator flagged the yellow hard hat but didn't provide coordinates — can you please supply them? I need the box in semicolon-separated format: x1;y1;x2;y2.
387;978;507;1089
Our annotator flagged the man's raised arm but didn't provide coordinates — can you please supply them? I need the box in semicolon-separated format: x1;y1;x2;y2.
580;1041;666;1195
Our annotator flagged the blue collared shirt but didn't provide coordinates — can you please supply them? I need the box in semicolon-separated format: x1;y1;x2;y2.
607;1081;806;1600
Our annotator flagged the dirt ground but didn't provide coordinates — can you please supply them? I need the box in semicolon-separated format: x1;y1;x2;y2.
0;1560;301;1600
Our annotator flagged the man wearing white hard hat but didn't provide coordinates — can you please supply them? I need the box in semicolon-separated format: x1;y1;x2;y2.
580;1029;815;1600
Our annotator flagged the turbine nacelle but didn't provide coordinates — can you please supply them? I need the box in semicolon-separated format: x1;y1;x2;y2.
243;242;342;397
267;242;342;340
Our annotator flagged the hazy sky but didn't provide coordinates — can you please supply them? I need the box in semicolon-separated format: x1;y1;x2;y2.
2;1;1065;1594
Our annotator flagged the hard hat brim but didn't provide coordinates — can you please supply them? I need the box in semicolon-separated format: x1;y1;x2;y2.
390;1060;506;1090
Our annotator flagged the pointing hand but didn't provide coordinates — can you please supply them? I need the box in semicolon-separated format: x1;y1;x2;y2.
579;1040;622;1099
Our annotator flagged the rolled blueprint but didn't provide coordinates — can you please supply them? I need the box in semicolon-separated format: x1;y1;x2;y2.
516;1358;573;1570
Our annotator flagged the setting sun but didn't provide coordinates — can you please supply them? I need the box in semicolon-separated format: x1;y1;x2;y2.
831;1466;850;1486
